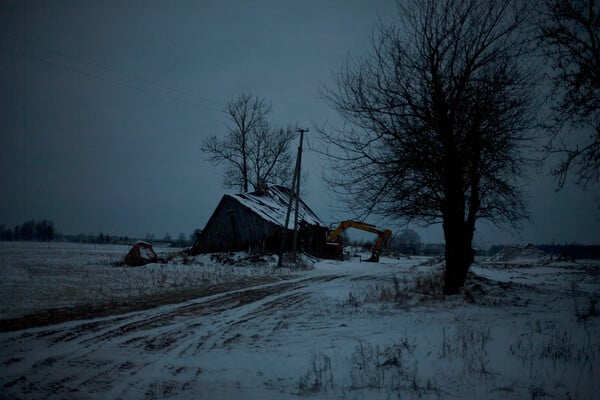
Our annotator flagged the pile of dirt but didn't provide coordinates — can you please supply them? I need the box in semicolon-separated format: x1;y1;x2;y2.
487;244;548;264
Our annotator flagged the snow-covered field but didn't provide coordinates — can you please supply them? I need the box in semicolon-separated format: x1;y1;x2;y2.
0;242;289;322
1;242;599;399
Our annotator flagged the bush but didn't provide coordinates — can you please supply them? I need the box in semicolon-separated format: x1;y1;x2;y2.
296;353;333;395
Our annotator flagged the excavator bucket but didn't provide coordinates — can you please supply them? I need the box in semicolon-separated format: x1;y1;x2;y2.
364;254;380;262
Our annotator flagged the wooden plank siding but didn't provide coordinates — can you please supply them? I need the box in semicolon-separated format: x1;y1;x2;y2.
192;188;329;256
195;196;279;253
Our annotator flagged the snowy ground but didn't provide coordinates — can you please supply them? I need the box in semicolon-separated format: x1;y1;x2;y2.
0;242;289;322
1;242;599;399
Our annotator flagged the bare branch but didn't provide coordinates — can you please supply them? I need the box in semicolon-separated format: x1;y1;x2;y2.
538;0;600;189
319;0;535;294
202;93;294;192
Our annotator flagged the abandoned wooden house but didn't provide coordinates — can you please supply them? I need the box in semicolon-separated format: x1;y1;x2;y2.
191;185;329;256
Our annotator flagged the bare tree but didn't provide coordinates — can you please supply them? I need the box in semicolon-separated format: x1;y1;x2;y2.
389;229;422;255
320;0;534;294
203;93;294;192
246;121;295;190
539;0;600;189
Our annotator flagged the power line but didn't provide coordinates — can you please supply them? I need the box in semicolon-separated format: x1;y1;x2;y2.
2;44;223;114
3;42;306;130
32;43;222;109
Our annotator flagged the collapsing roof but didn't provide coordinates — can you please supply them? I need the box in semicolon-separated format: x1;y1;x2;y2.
229;185;326;229
191;185;328;255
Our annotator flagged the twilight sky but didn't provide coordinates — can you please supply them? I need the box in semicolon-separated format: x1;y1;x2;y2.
1;0;598;246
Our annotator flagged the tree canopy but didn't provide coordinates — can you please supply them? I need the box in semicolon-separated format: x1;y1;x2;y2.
320;0;535;293
538;0;600;189
202;93;295;192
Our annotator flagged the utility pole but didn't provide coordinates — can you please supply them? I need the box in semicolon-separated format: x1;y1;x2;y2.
291;128;307;261
277;128;308;267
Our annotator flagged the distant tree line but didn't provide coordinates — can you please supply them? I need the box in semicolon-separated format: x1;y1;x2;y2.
158;232;194;248
0;220;197;248
388;229;422;256
60;233;131;245
346;229;448;257
357;230;600;260
0;220;55;241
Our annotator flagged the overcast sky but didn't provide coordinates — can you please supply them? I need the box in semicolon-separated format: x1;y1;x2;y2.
1;0;598;246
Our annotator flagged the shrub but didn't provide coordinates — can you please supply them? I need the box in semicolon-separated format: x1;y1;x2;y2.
296;353;334;395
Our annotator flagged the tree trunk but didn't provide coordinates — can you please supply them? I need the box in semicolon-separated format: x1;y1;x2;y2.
442;207;475;295
443;235;474;294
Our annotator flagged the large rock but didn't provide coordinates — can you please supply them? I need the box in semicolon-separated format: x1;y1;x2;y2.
124;241;158;266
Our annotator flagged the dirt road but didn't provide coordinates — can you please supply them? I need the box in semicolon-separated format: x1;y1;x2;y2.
0;275;283;332
0;273;344;399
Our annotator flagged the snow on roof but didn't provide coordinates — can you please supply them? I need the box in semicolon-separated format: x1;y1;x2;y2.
228;185;326;229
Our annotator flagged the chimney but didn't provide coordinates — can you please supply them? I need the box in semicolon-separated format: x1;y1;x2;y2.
256;179;268;195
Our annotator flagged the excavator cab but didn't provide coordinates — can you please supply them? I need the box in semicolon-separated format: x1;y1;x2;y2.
326;220;392;262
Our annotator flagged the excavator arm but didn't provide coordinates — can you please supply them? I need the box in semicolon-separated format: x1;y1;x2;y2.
327;220;392;262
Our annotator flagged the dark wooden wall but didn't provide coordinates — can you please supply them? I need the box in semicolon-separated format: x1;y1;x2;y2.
194;196;279;253
193;195;329;255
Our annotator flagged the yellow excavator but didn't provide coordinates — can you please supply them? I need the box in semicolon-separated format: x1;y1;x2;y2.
326;220;392;262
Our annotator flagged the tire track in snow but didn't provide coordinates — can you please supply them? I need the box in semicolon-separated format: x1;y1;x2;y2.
0;276;282;332
99;274;344;398
0;273;345;398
